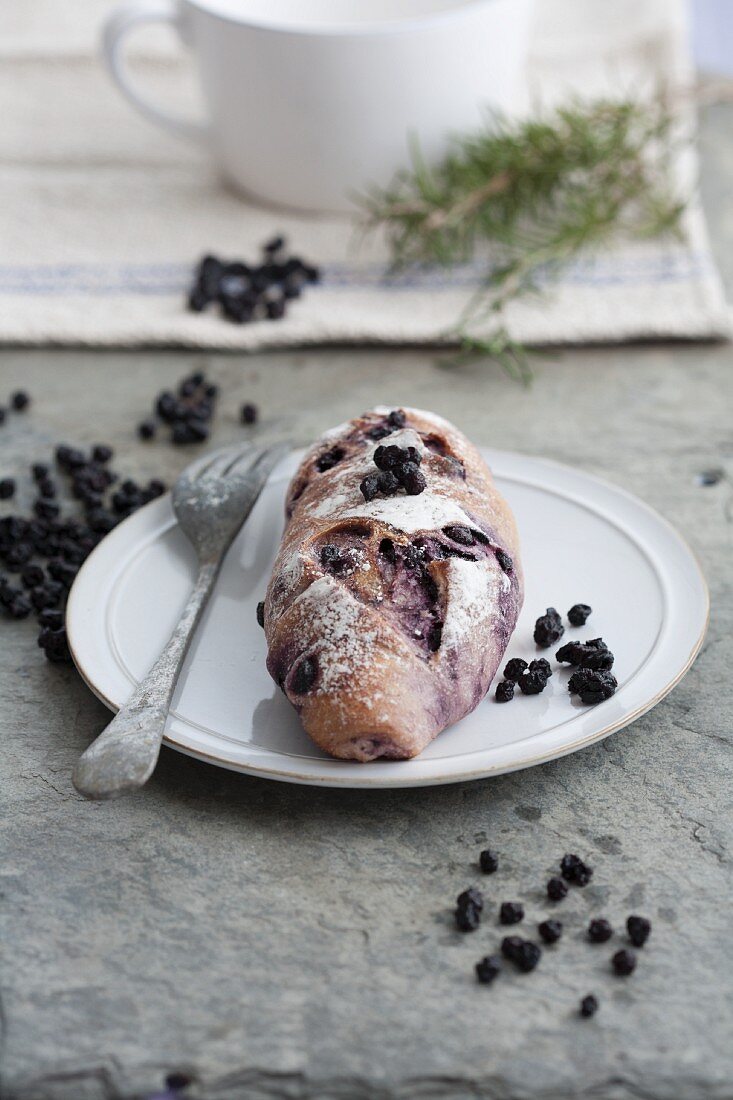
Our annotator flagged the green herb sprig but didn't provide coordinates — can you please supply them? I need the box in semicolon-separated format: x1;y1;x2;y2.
360;95;687;382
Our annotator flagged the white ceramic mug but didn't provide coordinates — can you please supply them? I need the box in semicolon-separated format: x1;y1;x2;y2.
102;0;533;213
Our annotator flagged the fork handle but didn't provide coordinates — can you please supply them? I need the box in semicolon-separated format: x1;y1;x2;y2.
72;560;219;800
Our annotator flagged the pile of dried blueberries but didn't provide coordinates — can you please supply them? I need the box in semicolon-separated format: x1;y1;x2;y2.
187;238;320;324
456;848;652;1017
495;604;618;706
360;434;427;502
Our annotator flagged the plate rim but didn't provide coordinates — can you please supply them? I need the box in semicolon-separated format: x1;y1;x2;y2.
66;448;709;788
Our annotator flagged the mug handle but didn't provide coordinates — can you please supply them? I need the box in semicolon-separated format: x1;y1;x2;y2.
101;0;207;143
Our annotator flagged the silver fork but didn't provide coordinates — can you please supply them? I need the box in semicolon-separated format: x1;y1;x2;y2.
72;441;287;801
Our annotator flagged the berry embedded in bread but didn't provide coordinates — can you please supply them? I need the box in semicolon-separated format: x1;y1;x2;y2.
263;407;523;761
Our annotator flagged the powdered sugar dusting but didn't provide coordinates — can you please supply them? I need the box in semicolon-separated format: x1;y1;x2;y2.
342;493;475;534
291;576;377;693
440;557;502;649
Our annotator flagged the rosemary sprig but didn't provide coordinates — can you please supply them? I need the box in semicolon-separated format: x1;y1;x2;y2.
360;95;687;380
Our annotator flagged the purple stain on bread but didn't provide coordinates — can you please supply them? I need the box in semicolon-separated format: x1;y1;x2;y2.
263;408;523;761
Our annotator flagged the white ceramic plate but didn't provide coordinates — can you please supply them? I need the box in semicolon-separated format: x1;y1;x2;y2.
66;449;708;788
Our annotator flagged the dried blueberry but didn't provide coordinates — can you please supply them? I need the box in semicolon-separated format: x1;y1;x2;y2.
387;409;406;429
291;656;317;694
547;875;568;901
479;849;499;874
38;608;63;629
501;937;541;972
588;918;613;943
612;948;637;976
518;669;549;695
444;525;474;546
377;470;400;495
31;463;49;482
560;853;593;887
503;657;528;682
138;420;156;440
627;915;651;948
11;391;29;411
373;445;402;470
499;901;524;925
457;887;484;912
37;625;72;662
496;549;513;573
401;466;426;496
538;919;563;944
568;669;618;705
4;541;33;568
20;564;44;589
0;478;15;499
580;994;599;1018
534;607;564;648
379;537;396;563
495;680;515;703
475;955;501;984
557;638;614;671
455;903;481;932
360;474;380;502
316;446;345;473
240;402;258;425
92;444;113;464
568;603;592;626
528;658;552;679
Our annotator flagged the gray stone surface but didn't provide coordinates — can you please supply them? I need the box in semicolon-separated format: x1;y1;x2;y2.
1;106;732;1100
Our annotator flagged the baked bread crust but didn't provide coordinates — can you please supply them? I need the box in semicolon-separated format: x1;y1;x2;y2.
264;407;523;761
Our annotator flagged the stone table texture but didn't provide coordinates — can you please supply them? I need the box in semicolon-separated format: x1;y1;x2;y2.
1;111;732;1100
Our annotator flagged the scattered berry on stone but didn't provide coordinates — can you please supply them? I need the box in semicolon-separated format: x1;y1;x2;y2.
588;918;613;943
612;948;637;976
0;478;15;499
627;915;652;948
240;402;258;425
560;853;593;887
457;887;484;912
568;603;592;626
256;600;265;628
475;955;502;984
38;608;63;629
455;904;481;932
580;994;599;1018
20;564;45;589
499;901;524;925
501;937;541;972
556;637;614;671
547;877;569;902
534;607;564;648
291;656;317;694
92;444;113;464
538;919;563;944
479;849;499;874
11;391;30;411
37;625;72;663
31;463;49;482
503;657;528;682
138;420;156;440
568;668;618;705
496;549;513;573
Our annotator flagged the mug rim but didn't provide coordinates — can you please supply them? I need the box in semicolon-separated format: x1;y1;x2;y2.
180;0;508;38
